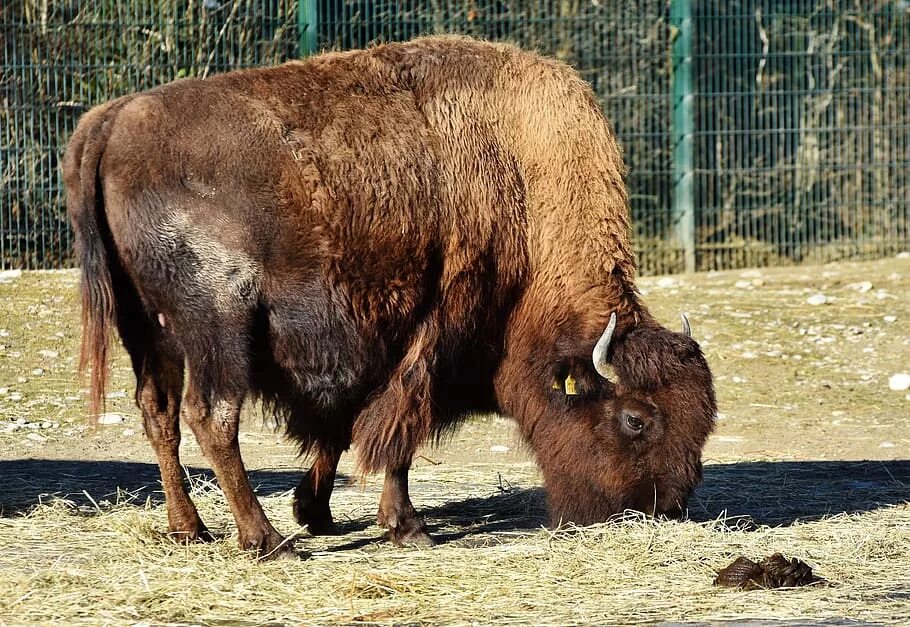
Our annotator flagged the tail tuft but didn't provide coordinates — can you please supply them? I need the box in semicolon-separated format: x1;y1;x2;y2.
63;99;130;420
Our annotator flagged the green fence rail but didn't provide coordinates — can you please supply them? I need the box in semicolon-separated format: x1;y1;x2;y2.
2;1;909;272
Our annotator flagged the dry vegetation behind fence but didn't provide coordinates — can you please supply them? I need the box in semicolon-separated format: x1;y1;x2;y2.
2;1;909;271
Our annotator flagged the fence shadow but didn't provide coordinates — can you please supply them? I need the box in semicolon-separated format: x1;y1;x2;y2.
1;459;907;537
415;459;910;544
691;459;910;526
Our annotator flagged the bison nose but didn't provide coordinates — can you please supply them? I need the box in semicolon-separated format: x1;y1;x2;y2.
657;501;685;521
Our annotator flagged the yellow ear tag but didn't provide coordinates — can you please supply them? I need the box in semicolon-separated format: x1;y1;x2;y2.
564;374;578;396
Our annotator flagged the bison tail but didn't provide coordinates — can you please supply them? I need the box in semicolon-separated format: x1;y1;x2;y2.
63;100;129;420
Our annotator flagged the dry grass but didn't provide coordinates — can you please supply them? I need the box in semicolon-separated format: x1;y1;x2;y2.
0;466;907;626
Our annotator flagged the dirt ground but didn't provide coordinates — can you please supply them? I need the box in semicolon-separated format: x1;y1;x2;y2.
0;257;908;625
2;256;907;472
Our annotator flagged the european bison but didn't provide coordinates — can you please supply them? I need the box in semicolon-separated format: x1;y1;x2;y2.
64;35;715;558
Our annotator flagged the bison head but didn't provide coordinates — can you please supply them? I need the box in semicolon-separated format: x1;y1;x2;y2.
529;313;716;526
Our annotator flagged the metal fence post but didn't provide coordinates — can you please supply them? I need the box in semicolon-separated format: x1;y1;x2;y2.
298;0;318;57
671;0;696;273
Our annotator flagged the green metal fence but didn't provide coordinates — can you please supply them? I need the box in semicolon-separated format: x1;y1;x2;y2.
2;1;909;272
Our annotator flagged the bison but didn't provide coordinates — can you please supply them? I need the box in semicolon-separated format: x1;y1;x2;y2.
63;35;715;558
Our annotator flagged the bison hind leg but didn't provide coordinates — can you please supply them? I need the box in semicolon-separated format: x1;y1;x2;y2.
116;292;213;544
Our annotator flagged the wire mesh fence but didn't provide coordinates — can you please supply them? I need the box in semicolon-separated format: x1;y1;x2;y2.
2;0;908;272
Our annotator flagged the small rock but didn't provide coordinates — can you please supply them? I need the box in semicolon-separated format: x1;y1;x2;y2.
0;329;9;337
656;277;678;289
97;413;124;425
122;428;136;437
38;349;59;359
806;294;828;306
9;393;23;402
739;269;763;278
31;368;45;376
751;278;765;287
105;390;128;399
734;280;752;289
0;269;22;281
15;417;26;426
879;441;895;448
489;445;510;453
897;251;910;259
26;432;47;443
16;376;27;384
846;281;873;293
39;421;53;429
888;373;910;391
883;315;897;323
0;387;8;395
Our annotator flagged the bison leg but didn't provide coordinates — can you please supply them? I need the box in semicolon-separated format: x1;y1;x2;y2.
377;465;434;547
136;352;212;543
181;375;293;560
293;447;342;535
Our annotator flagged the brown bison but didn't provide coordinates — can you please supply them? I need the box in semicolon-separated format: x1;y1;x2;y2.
63;35;715;558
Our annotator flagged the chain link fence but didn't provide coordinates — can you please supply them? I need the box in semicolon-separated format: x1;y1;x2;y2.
2;1;908;272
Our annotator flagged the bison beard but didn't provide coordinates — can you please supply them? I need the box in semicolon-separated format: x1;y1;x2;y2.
64;35;716;558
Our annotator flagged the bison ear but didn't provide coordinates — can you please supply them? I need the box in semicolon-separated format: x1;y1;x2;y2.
549;358;605;399
550;373;580;395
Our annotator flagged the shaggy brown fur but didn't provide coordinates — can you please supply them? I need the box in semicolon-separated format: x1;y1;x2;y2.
64;35;715;557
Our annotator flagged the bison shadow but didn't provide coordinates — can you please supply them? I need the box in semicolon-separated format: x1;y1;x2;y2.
0;459;907;538
0;458;294;514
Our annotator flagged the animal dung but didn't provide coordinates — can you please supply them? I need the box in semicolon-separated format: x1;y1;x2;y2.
714;554;825;590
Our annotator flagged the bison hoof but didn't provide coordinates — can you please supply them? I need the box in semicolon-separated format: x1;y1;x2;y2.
167;515;216;544
383;520;435;548
240;531;299;560
306;518;342;537
293;480;339;536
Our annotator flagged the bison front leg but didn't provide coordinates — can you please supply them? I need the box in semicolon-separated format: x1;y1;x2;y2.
293;447;342;536
182;380;292;560
377;465;434;547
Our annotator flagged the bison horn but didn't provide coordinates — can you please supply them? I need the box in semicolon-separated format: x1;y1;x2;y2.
592;312;617;379
680;312;691;337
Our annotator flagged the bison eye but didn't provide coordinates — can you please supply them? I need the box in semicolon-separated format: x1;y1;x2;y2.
622;411;644;435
